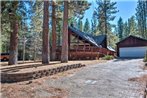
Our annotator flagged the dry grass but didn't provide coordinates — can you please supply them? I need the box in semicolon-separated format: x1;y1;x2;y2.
1;60;106;98
128;74;147;83
1;77;68;98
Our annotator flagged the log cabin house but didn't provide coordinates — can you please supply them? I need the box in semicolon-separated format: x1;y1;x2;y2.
56;26;115;60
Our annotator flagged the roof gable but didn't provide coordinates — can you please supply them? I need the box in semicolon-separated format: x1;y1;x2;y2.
69;27;99;47
116;35;147;47
68;26;106;47
117;35;147;45
93;35;106;45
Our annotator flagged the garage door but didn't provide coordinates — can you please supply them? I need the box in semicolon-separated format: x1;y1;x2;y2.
119;46;147;58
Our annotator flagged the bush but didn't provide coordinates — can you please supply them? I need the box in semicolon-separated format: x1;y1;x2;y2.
143;50;147;62
102;55;114;60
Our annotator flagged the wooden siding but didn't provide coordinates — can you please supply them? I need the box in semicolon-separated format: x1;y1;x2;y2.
54;29;115;60
117;36;147;57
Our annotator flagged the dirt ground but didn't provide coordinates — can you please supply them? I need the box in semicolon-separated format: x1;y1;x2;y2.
1;59;146;98
128;64;147;97
1;67;86;98
1;77;68;98
1;60;105;98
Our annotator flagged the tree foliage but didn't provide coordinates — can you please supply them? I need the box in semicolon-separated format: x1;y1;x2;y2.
91;14;98;36
78;18;83;31
83;18;90;33
94;0;118;35
117;17;123;41
136;0;147;39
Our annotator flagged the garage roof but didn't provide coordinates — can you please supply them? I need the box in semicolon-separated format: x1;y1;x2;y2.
116;35;147;45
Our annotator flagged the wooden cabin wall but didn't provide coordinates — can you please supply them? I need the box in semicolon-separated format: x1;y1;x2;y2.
55;30;115;60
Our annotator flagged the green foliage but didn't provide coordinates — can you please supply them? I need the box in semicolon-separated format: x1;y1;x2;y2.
94;0;118;35
84;18;90;33
107;31;119;49
143;50;147;62
136;0;147;39
123;21;129;38
93;0;119;48
69;1;91;19
102;55;114;60
1;1;20;53
117;17;123;41
128;16;139;36
91;15;98;36
78;19;83;31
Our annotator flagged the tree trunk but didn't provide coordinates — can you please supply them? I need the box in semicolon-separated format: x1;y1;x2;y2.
23;36;26;63
42;0;49;64
51;1;57;61
8;18;18;65
104;2;107;47
61;1;68;63
34;41;37;62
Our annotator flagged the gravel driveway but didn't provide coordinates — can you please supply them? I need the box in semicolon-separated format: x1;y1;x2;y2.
45;58;146;98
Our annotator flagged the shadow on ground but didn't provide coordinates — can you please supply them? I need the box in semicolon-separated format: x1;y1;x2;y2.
113;57;143;62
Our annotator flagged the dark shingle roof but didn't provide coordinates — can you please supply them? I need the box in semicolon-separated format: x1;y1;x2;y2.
68;26;106;47
116;35;147;45
68;26;115;52
68;27;99;47
92;35;106;45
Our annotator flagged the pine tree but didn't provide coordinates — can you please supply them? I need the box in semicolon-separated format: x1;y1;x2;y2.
18;1;34;62
42;0;49;64
117;17;123;41
91;14;98;36
1;1;12;53
84;18;90;33
2;1;19;65
61;1;68;63
94;0;118;35
128;16;138;36
123;21;129;38
9;10;19;65
29;1;43;61
69;1;91;19
51;1;57;61
136;0;147;39
77;18;83;31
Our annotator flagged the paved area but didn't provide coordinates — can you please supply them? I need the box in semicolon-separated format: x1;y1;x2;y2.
45;59;146;98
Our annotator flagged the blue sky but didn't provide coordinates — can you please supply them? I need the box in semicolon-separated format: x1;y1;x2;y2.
83;0;138;26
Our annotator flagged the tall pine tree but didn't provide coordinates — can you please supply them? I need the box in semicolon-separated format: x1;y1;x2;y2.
128;16;138;36
136;0;147;39
51;0;57;61
123;21;129;38
77;18;83;31
42;0;49;64
94;0;118;35
84;18;90;33
91;14;98;36
1;1;19;65
117;17;123;41
61;1;68;63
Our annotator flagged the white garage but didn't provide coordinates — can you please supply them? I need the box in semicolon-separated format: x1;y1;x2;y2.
117;35;147;58
119;47;147;58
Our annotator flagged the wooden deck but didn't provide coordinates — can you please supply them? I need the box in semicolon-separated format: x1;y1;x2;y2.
55;45;115;60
